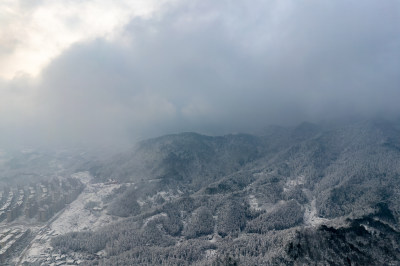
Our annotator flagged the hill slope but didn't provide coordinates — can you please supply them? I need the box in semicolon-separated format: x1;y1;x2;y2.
51;119;400;265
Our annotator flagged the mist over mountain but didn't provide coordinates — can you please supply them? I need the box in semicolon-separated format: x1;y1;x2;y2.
1;0;400;148
49;118;397;265
1;0;400;265
0;119;399;264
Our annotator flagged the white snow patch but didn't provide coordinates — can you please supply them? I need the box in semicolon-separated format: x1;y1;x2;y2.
205;249;217;259
304;198;329;226
208;234;221;243
143;213;167;227
248;194;261;211
139;190;183;206
284;175;305;192
51;176;120;234
137;199;146;207
71;171;92;185
18;172;121;265
361;224;378;234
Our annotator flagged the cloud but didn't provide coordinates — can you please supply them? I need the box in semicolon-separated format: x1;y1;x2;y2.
0;0;170;79
0;0;400;148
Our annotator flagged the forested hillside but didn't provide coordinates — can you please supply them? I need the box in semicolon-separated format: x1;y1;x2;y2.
51;119;400;265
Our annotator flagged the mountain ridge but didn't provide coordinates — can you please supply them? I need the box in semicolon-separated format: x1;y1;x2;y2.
61;118;400;265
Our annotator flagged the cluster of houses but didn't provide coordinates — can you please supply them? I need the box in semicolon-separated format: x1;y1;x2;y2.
0;228;29;262
41;253;84;265
0;177;84;263
0;177;84;223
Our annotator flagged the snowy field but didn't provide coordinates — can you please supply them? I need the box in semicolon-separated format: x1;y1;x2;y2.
16;172;121;265
303;198;330;226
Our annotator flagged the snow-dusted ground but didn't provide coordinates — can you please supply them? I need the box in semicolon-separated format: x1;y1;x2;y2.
16;172;121;265
143;212;167;228
51;173;120;234
304;198;329;226
138;189;183;207
248;194;261;211
283;175;305;192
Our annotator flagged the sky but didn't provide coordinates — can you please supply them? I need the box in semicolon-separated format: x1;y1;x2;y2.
0;0;399;148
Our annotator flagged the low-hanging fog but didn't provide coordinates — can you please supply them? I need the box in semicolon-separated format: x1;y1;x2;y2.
1;0;399;149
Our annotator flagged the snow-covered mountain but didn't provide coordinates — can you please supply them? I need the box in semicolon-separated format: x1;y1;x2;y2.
7;119;400;265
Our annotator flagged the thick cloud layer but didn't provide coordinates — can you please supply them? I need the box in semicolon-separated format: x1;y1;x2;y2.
0;0;166;79
1;0;400;148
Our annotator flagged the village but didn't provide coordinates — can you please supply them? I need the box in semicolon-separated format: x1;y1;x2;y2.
0;177;84;264
14;172;122;266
